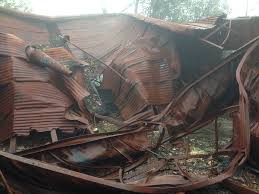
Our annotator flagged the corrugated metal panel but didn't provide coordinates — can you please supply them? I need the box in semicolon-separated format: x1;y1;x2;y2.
56;14;217;120
0;83;14;140
44;47;77;64
0;57;12;85
13;57;50;82
0;56;50;85
15;82;72;108
0;12;49;45
188;15;224;28
101;37;181;119
56;14;208;65
3;80;80;137
0;51;85;139
57;15;148;62
0;32;26;58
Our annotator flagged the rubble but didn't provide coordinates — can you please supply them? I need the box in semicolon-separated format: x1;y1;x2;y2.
0;7;258;194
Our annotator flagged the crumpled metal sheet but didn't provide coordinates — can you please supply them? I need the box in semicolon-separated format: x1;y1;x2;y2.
56;14;215;65
17;128;156;172
98;33;222;119
0;7;259;194
0;150;192;194
101;37;181;119
241;43;259;170
162;53;235;128
250;126;259;168
25;46;92;123
223;178;259;194
1;38;255;194
0;37;91;139
202;16;259;50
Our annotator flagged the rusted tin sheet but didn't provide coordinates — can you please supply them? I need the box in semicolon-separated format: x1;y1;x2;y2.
44;47;79;64
99;33;222;119
250;126;259;169
0;56;50;84
0;8;50;45
223;176;259;194
26;46;72;75
203;16;259;50
100;37;181;119
243;42;259;169
25;47;92;123
0;6;215;71
0;5;230;111
56;14;218;65
9;117;245;194
0;34;92;140
0;150;134;194
17;128;156;170
6;128;245;194
6;39;257;194
189;15;226;28
0;80;82;140
1;149;216;194
0;6;258;194
163;57;233;128
0;32;26;58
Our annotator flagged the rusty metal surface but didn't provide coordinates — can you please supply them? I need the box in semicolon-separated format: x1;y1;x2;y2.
0;35;92;140
188;15;226;28
223;178;259;194
250;126;259;169
100;37;181;119
0;7;258;194
0;32;26;58
17;128;156;170
0;8;50;45
99;34;222;119
56;14;217;65
0;79;82;139
0;55;50;85
202;16;259;50
1;38;255;193
26;46;72;75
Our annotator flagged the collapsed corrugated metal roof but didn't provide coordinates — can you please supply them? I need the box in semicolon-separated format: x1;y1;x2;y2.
0;7;258;194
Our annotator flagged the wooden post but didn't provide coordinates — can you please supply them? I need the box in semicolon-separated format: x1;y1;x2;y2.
50;129;58;143
215;118;219;153
8;136;16;153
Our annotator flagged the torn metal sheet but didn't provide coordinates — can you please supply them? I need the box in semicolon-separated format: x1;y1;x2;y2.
250;126;259;169
17;128;159;169
100;37;181;119
6;39;258;194
0;7;258;194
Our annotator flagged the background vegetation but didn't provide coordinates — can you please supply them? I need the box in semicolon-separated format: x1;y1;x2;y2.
0;0;31;12
139;0;229;22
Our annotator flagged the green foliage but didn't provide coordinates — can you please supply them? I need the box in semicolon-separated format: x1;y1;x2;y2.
140;0;229;23
0;0;31;12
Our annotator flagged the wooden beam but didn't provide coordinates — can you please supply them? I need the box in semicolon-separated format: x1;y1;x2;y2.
8;136;16;153
50;129;58;143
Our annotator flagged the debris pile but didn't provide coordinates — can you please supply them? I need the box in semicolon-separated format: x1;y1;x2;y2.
0;7;258;194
